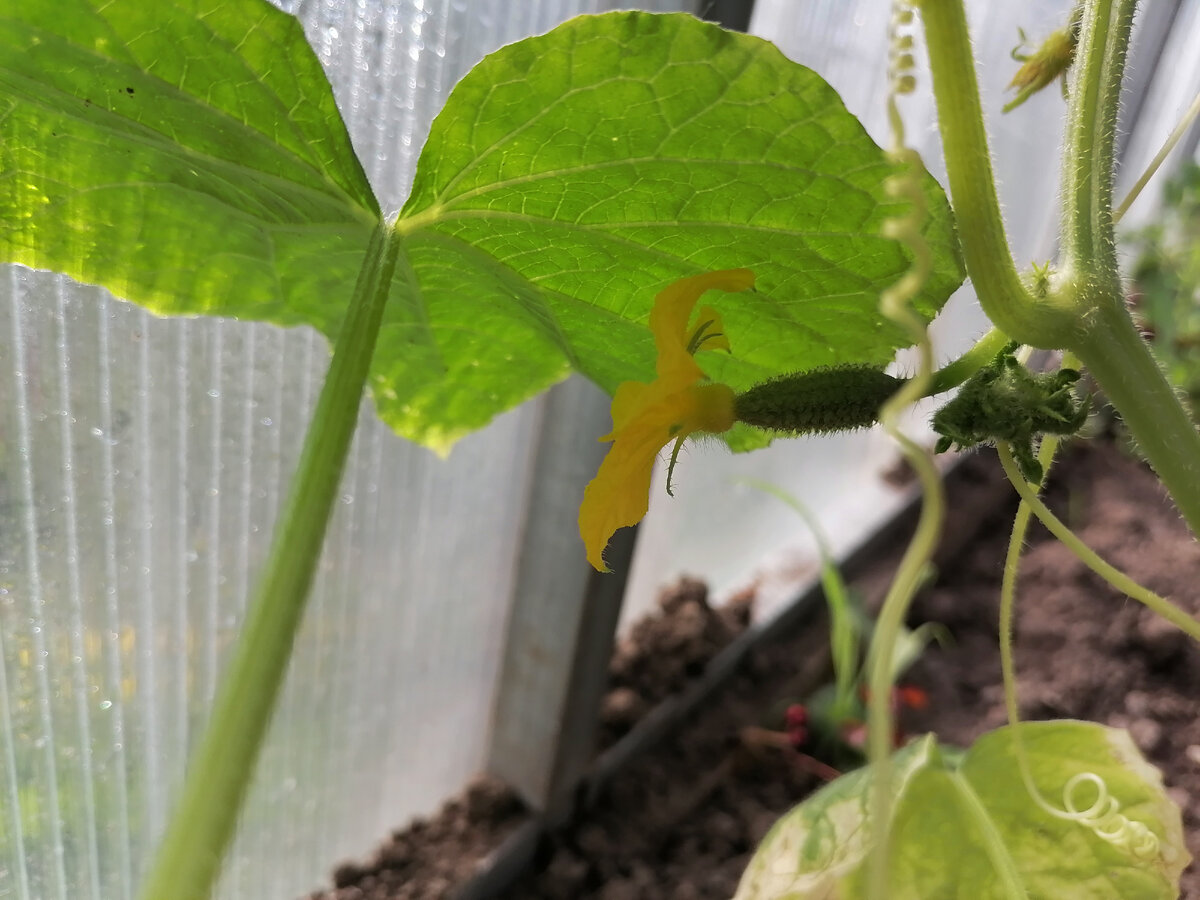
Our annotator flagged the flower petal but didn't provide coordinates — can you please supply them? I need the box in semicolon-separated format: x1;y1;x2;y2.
581;268;753;571
581;382;735;570
580;419;664;571
651;269;754;376
603;380;655;437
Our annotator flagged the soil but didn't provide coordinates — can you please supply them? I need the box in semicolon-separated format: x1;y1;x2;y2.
315;774;529;900
314;439;1200;899
596;578;754;752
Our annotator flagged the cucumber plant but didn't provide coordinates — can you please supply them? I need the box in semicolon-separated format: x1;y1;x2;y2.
1;1;1196;897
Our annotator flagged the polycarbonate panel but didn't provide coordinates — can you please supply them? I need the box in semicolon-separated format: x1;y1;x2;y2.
0;271;541;900
0;2;695;899
622;0;1079;624
1116;0;1200;231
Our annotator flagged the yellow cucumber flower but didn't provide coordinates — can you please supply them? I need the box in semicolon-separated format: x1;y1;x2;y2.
579;268;754;571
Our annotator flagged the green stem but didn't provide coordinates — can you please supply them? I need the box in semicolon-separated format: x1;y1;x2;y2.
916;0;1076;347
997;442;1200;644
999;435;1070;821
865;427;942;896
1056;0;1200;538
923;0;1200;536
867;127;941;894
999;438;1169;860
999;348;1074;748
927;326;1009;394
1061;0;1132;276
998;438;1057;738
1074;302;1200;537
137;222;400;900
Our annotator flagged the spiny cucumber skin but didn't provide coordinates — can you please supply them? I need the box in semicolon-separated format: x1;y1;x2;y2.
734;367;904;435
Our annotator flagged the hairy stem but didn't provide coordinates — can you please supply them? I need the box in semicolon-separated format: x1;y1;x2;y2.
137;222;400;900
1061;0;1133;276
997;443;1200;644
998;437;1059;740
1048;0;1200;536
916;0;1076;347
866;426;942;897
1075;301;1200;537
928;326;1010;394
998;344;1077;751
999;435;1066;819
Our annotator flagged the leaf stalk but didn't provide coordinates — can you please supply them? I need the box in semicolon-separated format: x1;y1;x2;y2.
137;222;400;900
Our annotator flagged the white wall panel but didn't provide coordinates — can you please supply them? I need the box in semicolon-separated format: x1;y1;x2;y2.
1116;0;1200;232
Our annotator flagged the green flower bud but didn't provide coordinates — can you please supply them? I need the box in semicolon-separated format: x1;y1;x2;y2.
932;343;1088;483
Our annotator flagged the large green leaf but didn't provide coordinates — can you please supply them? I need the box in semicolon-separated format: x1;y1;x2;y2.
390;11;964;448
0;0;379;329
948;722;1190;898
734;722;1190;900
734;735;939;899
0;2;964;451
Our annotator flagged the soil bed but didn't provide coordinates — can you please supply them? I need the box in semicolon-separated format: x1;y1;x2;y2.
316;439;1200;899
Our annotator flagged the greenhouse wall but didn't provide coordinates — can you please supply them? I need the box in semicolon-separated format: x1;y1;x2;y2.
1;1;1198;898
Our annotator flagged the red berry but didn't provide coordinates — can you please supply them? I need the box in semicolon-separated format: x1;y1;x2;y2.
896;685;929;710
785;704;808;729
